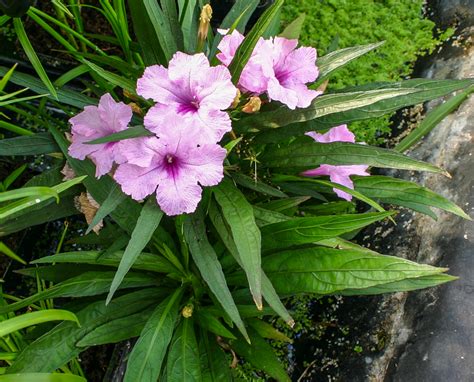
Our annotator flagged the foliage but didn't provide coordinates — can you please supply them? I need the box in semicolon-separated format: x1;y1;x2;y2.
0;1;470;381
282;0;454;144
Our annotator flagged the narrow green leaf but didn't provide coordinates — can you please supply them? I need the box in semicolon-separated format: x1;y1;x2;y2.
107;198;163;304
396;86;474;153
0;271;157;315
279;14;305;39
0;65;17;92
3;164;27;190
317;41;384;80
86;185;126;234
228;0;284;83
231;328;290;382
214;179;262;309
183;211;249;341
124;288;184;382
195;310;236;340
13;18;58;99
262;141;446;175
54;64;90;88
0;187;59;203
248;318;291;342
82;59;136;93
0;241;26;264
0;133;59;156
0;374;86;382
86;125;153;145
199;332;232;381
231;173;287;198
0;310;79;338
261;247;448;295
353;175;471;220
166;318;202;382
260;212;392;250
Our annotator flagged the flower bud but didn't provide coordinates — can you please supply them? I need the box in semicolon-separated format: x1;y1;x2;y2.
197;4;212;51
230;89;241;109
242;96;262;114
181;304;194;318
128;102;143;116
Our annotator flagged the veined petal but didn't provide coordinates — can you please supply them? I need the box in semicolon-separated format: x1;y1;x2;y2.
306;125;355;143
168;52;210;82
267;77;299;110
198;65;236;110
279;46;318;84
136;65;184;105
97;93;133;132
196;108;233;143
156;176;202;216
183;144;227;186
114;163;161;201
89;146;116;178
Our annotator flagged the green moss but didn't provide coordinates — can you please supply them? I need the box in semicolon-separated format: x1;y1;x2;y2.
281;0;453;144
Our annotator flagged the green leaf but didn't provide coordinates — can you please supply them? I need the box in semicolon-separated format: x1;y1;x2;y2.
261;247;448;295
317;42;385;80
340;273;457;295
0;374;86;382
257;196;310;213
254;78;474;143
82;59;136;93
262;141;446;175
199;331;232;381
253;206;291;227
248;318;291;342
353;175;470;220
228;0;284;84
0;64;17;93
161;0;184;52
3;164;27;190
208;202;294;327
32;250;176;274
0;187;59;203
231;173;287;198
195;310;236;340
0;133;59;156
0;310;79;338
76;306;155;346
8;289;160;373
279;14;305;39
0;66;96;108
107;198;163;304
124;288;184;382
231;328;290;382
395;86;474;153
86;185;126;234
260;212;392;250
213;179;262;309
0;271;157;315
183;211;249;341
13;18;58;99
166;318;202;382
0;241;26;264
85;125;153;145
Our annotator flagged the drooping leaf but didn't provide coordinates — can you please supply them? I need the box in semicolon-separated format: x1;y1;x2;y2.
260;212;392;250
166;318;202;382
213;179;262;309
353;175;470;220
107;198;163;304
183;211;249;341
194;309;236;340
124;288;184;382
0;271;157;315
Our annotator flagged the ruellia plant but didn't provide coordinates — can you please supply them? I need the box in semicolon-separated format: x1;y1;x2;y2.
0;1;472;381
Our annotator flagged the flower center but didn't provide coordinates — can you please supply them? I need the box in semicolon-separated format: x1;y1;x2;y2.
163;153;181;179
178;95;200;115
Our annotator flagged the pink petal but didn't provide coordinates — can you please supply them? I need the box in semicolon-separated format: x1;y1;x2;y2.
196;108;232;143
116;137;159;167
183;144;227;186
89;147;116;178
68;135;100;160
197;65;236;111
279;46;318;84
143;104;181;136
272;37;299;66
306;125;355;143
329;171;355;201
168;52;210;82
267;77;299;110
156;176;202;216
97;93;133;132
114;163;161;201
284;82;321;108
136;65;182;105
69;106;103;137
217;29;245;66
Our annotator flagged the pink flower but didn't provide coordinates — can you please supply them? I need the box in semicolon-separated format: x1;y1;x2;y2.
114;121;226;216
264;37;321;110
217;29;271;94
68;93;132;178
137;52;237;143
302;125;369;201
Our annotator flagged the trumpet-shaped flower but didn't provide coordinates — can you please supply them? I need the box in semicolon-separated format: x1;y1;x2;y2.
302;125;369;201
114;121;226;216
137;52;237;143
68;93;132;177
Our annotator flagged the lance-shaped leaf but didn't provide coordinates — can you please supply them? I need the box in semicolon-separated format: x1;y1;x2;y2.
107;198;163;304
8;288;161;373
279;14;305;39
353;175;470;220
85;185;127;234
262;141;446;175
183;212;249;341
0;374;86;382
0;133;59;156
85;125;153;145
213;179;262;309
261;247;448;295
124;288;184;382
0;271;157;315
166;318;202;381
261;212;392;250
